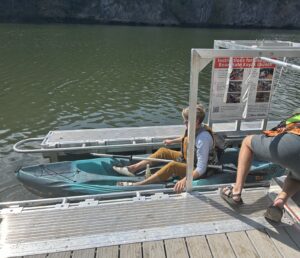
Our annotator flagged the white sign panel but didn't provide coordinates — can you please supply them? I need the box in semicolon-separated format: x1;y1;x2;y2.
210;57;276;121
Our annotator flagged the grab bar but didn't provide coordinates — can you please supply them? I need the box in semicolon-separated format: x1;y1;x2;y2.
13;138;167;154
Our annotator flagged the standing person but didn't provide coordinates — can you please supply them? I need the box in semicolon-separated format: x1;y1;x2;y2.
113;104;216;192
221;110;300;222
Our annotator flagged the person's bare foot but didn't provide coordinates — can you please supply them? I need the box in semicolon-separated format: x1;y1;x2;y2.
113;166;135;177
273;197;285;208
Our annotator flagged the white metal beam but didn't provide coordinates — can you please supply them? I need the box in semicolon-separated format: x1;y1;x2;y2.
186;51;213;192
260;56;300;72
196;49;300;58
186;47;300;194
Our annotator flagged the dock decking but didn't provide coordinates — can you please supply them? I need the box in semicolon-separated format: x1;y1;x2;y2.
14;226;300;258
19;224;300;258
1;185;299;258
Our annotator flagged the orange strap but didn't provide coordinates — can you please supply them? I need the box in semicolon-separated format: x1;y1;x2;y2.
263;122;300;137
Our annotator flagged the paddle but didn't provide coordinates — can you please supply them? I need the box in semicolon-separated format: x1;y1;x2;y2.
90;152;222;171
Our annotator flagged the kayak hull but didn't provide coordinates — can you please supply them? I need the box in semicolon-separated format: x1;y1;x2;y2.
16;148;285;197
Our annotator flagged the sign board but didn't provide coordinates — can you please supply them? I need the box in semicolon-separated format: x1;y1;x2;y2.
210;57;276;121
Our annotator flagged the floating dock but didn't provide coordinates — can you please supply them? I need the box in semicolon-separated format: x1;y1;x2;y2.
14;121;279;162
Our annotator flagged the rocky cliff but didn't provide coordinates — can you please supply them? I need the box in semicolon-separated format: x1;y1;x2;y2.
0;0;299;28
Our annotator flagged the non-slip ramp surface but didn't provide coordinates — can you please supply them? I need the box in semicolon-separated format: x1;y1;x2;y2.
0;188;294;257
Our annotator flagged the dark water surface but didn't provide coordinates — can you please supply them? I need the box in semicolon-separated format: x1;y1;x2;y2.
0;24;299;201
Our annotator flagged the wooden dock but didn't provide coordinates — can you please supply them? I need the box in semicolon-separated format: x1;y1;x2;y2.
17;224;300;258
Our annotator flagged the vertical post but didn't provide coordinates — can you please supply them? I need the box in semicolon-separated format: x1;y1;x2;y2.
262;118;268;130
236;119;241;131
186;49;200;192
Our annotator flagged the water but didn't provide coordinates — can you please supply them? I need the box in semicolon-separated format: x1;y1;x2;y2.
0;23;299;202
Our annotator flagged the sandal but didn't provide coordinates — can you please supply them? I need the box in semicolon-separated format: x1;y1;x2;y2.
117;181;134;186
220;186;243;206
264;205;283;223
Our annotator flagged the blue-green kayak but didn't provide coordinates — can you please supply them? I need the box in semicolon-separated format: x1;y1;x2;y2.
16;148;285;197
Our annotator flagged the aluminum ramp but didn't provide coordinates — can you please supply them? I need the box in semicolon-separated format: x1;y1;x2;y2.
0;187;298;257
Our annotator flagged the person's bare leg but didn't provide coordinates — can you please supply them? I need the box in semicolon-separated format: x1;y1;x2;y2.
223;135;254;200
127;160;150;174
273;176;300;208
233;135;254;194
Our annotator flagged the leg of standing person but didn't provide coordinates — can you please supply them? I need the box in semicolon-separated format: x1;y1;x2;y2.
221;132;300;222
221;135;254;202
272;175;300;208
264;175;300;222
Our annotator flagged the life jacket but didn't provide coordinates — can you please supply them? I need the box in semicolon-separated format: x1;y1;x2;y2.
179;125;218;166
263;113;300;137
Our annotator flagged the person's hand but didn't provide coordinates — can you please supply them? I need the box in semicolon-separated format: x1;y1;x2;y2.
174;178;186;193
163;139;173;145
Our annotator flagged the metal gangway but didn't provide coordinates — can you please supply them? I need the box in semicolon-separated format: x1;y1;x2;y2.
0;181;299;257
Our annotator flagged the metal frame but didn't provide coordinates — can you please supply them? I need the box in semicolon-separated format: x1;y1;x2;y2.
13;122;279;155
13;125;185;155
13;137;169;153
0;181;270;210
214;40;300;50
186;45;300;192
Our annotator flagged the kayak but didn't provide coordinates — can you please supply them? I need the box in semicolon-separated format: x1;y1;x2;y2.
16;148;285;197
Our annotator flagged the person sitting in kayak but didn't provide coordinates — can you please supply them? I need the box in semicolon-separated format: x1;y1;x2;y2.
113;104;217;192
220;109;300;223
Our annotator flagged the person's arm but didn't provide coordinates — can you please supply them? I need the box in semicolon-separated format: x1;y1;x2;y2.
194;132;212;176
174;169;201;193
163;137;183;145
174;132;213;193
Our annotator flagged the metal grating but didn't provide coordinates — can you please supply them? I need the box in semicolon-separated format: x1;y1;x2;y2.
0;189;293;257
42;125;185;147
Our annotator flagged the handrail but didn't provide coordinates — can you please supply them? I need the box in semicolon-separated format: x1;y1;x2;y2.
13;137;167;154
13;137;44;153
260;56;300;72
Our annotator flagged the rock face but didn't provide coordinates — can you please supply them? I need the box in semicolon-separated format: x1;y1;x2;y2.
0;0;299;28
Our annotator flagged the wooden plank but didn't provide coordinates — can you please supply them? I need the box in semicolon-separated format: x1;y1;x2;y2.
96;246;119;258
23;255;46;258
227;231;259;258
266;226;300;257
164;238;189;258
120;243;142;258
47;251;71;258
72;248;95;258
284;224;300;249
143;240;166;258
206;233;235;258
185;236;212;258
246;229;282;258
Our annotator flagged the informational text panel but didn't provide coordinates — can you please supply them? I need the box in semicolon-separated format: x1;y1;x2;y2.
210;57;276;121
